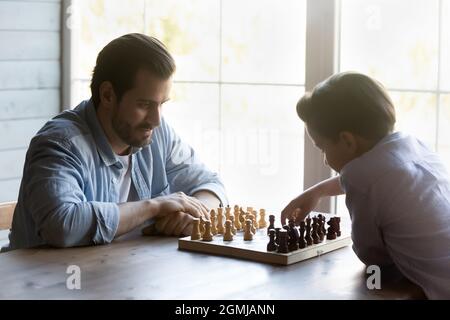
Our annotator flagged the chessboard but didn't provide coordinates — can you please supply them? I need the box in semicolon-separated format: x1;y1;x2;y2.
178;207;352;266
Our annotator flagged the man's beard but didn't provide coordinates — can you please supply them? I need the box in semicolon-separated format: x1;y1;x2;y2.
111;112;152;148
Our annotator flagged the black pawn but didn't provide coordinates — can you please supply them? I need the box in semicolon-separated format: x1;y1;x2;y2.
298;221;307;249
267;214;275;235
288;219;299;251
312;217;320;244
267;229;278;252
305;217;313;246
277;230;289;253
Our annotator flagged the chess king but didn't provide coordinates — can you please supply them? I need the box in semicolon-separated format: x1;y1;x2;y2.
281;72;450;299
3;33;228;252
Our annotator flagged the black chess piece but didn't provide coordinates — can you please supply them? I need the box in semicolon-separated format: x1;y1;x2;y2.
312;217;320;244
326;218;337;240
277;230;289;253
298;221;307;249
288;219;299;251
267;214;275;235
275;227;281;246
320;214;327;236
305;217;313;245
267;229;278;252
335;217;341;237
317;216;324;241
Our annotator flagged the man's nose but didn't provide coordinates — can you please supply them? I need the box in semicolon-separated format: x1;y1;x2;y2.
146;106;161;127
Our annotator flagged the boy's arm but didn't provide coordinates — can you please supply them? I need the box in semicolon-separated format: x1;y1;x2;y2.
281;176;344;225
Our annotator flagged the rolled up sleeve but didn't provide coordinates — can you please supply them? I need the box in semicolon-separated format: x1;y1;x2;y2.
26;136;119;248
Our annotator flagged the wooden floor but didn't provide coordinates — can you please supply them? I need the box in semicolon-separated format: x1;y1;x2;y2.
0;228;426;300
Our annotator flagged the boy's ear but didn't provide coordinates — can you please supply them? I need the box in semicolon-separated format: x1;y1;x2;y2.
339;131;358;154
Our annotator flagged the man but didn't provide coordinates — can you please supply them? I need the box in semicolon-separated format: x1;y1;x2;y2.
3;33;227;251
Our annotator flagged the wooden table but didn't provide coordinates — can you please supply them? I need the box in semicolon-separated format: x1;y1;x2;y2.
0;229;425;300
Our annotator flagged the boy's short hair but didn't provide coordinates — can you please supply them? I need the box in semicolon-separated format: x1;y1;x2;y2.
296;72;396;142
91;33;176;108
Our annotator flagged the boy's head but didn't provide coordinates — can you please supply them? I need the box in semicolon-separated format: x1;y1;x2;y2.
297;72;396;172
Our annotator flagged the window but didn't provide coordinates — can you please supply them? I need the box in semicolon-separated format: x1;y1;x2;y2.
69;0;306;213
336;0;450;214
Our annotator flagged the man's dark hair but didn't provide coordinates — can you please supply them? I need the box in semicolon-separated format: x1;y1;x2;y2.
90;33;176;108
296;72;396;142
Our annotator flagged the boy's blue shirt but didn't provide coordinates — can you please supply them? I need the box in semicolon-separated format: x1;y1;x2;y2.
3;99;227;251
340;131;450;299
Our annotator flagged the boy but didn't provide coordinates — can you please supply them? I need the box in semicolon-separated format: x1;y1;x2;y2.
281;72;450;299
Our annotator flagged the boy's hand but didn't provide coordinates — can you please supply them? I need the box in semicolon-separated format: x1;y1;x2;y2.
281;189;321;226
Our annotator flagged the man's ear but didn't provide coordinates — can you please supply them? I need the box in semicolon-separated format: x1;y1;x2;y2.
339;131;358;154
99;81;116;108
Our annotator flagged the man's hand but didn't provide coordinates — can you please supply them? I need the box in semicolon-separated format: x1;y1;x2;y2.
151;191;210;219
141;192;211;237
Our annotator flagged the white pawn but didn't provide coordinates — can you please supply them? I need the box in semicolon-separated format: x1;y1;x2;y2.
244;219;253;241
258;209;267;228
247;213;256;234
191;218;202;240
202;220;213;241
223;220;233;241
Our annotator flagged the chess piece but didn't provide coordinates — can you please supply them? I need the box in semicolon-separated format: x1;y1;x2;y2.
244;219;253;241
223;220;233;241
247;213;256;234
225;205;231;220
288;219;299;251
210;209;218;235
267;214;275;235
277;229;289;253
267;229;278;252
258;209;267;228
191;218;202;240
239;208;246;229
202;220;213;241
229;215;237;235
298;221;307;249
305;217;313;245
217;209;224;234
252;210;259;228
326;218;337;240
317;215;324;241
335;217;341;237
199;216;205;234
246;207;253;214
273;227;281;246
320;214;327;236
312;217;320;244
234;206;242;230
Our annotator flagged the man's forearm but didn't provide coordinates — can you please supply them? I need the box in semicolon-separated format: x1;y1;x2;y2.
116;200;155;237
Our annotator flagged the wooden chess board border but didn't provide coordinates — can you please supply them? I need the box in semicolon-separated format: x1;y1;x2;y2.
178;229;352;266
